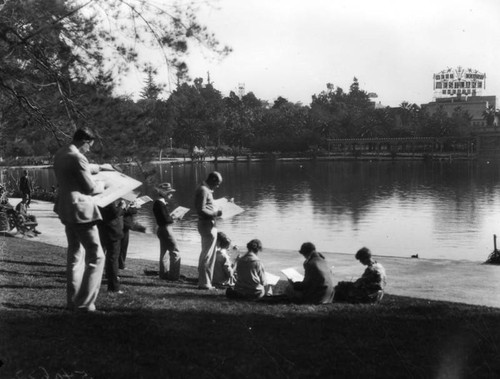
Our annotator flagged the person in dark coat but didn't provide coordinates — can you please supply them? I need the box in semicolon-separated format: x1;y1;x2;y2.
98;200;125;293
289;242;335;304
19;170;32;207
153;183;181;281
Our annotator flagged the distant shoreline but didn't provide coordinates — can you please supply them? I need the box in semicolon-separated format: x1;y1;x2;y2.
1;151;479;169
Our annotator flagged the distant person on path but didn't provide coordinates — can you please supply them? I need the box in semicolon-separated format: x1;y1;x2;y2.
194;171;223;290
19;170;32;207
287;242;334;304
226;239;268;300
334;247;387;303
153;183;181;281
119;199;138;270
212;231;235;287
53;127;114;312
98;200;125;293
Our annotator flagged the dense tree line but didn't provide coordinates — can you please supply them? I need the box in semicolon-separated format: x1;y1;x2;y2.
0;1;492;162
1;75;485;161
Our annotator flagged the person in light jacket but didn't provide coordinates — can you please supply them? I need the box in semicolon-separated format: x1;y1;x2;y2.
53;127;114;312
226;239;267;300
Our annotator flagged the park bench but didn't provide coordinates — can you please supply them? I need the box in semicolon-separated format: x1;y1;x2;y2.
0;207;39;237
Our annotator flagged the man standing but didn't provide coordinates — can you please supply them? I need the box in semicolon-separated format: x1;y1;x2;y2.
53;127;113;312
19;170;32;207
194;171;223;289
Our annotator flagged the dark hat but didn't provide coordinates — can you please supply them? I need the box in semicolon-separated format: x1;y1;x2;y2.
155;182;176;196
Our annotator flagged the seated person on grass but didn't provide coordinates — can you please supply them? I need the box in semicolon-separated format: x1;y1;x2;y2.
287;242;335;304
226;239;269;300
212;232;235;287
334;247;387;303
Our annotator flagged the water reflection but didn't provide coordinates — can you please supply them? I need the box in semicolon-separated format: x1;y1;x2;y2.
6;159;500;262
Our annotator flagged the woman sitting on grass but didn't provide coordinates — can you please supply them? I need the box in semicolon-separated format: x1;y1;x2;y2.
334;247;387;303
226;239;268;300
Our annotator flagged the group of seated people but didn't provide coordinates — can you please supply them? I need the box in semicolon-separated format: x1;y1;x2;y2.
209;232;387;304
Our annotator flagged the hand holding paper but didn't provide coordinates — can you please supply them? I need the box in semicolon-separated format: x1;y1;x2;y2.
281;268;304;283
213;198;244;219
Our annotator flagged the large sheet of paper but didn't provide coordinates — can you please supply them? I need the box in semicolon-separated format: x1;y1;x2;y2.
281;268;304;283
266;272;281;286
92;171;142;207
135;195;153;206
170;206;190;220
213;198;244;219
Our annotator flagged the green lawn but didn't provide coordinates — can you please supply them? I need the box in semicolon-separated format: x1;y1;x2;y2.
1;236;500;378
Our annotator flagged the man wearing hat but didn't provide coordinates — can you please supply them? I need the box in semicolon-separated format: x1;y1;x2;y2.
194;171;223;289
152;182;181;281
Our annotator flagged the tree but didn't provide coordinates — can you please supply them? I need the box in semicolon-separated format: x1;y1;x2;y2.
482;105;499;127
0;0;230;146
140;67;163;100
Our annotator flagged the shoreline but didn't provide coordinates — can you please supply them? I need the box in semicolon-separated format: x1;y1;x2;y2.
4;198;500;308
0;151;483;170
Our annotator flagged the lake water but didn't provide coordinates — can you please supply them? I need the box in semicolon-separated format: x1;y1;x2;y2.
6;159;500;262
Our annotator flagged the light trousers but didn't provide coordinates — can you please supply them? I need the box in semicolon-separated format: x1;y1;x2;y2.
197;219;218;288
65;223;105;311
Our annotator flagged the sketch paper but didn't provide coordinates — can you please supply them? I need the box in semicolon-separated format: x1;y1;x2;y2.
135;195;153;206
170;206;189;220
266;272;281;286
121;192;139;202
92;171;142;207
281;268;304;283
213;198;244;219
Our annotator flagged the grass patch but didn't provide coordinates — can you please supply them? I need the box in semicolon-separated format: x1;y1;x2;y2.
1;236;500;378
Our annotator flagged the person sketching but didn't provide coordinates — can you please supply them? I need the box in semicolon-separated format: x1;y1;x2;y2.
334;247;387;303
194;171;223;290
226;239;268;300
212;231;235;287
153;183;181;281
288;242;334;304
53;127;114;312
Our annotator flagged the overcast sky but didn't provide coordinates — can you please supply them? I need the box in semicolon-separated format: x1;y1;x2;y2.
120;0;500;107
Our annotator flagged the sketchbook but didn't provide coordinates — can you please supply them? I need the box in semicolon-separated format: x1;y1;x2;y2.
92;171;142;207
170;206;190;220
266;272;281;286
135;195;153;206
281;268;304;283
213;198;245;219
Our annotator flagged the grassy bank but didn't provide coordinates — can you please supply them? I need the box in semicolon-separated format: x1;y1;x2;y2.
1;236;500;378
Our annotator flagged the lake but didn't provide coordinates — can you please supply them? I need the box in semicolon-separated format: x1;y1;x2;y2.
6;159;500;262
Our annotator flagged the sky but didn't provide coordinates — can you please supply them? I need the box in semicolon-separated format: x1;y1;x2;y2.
119;0;500;108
